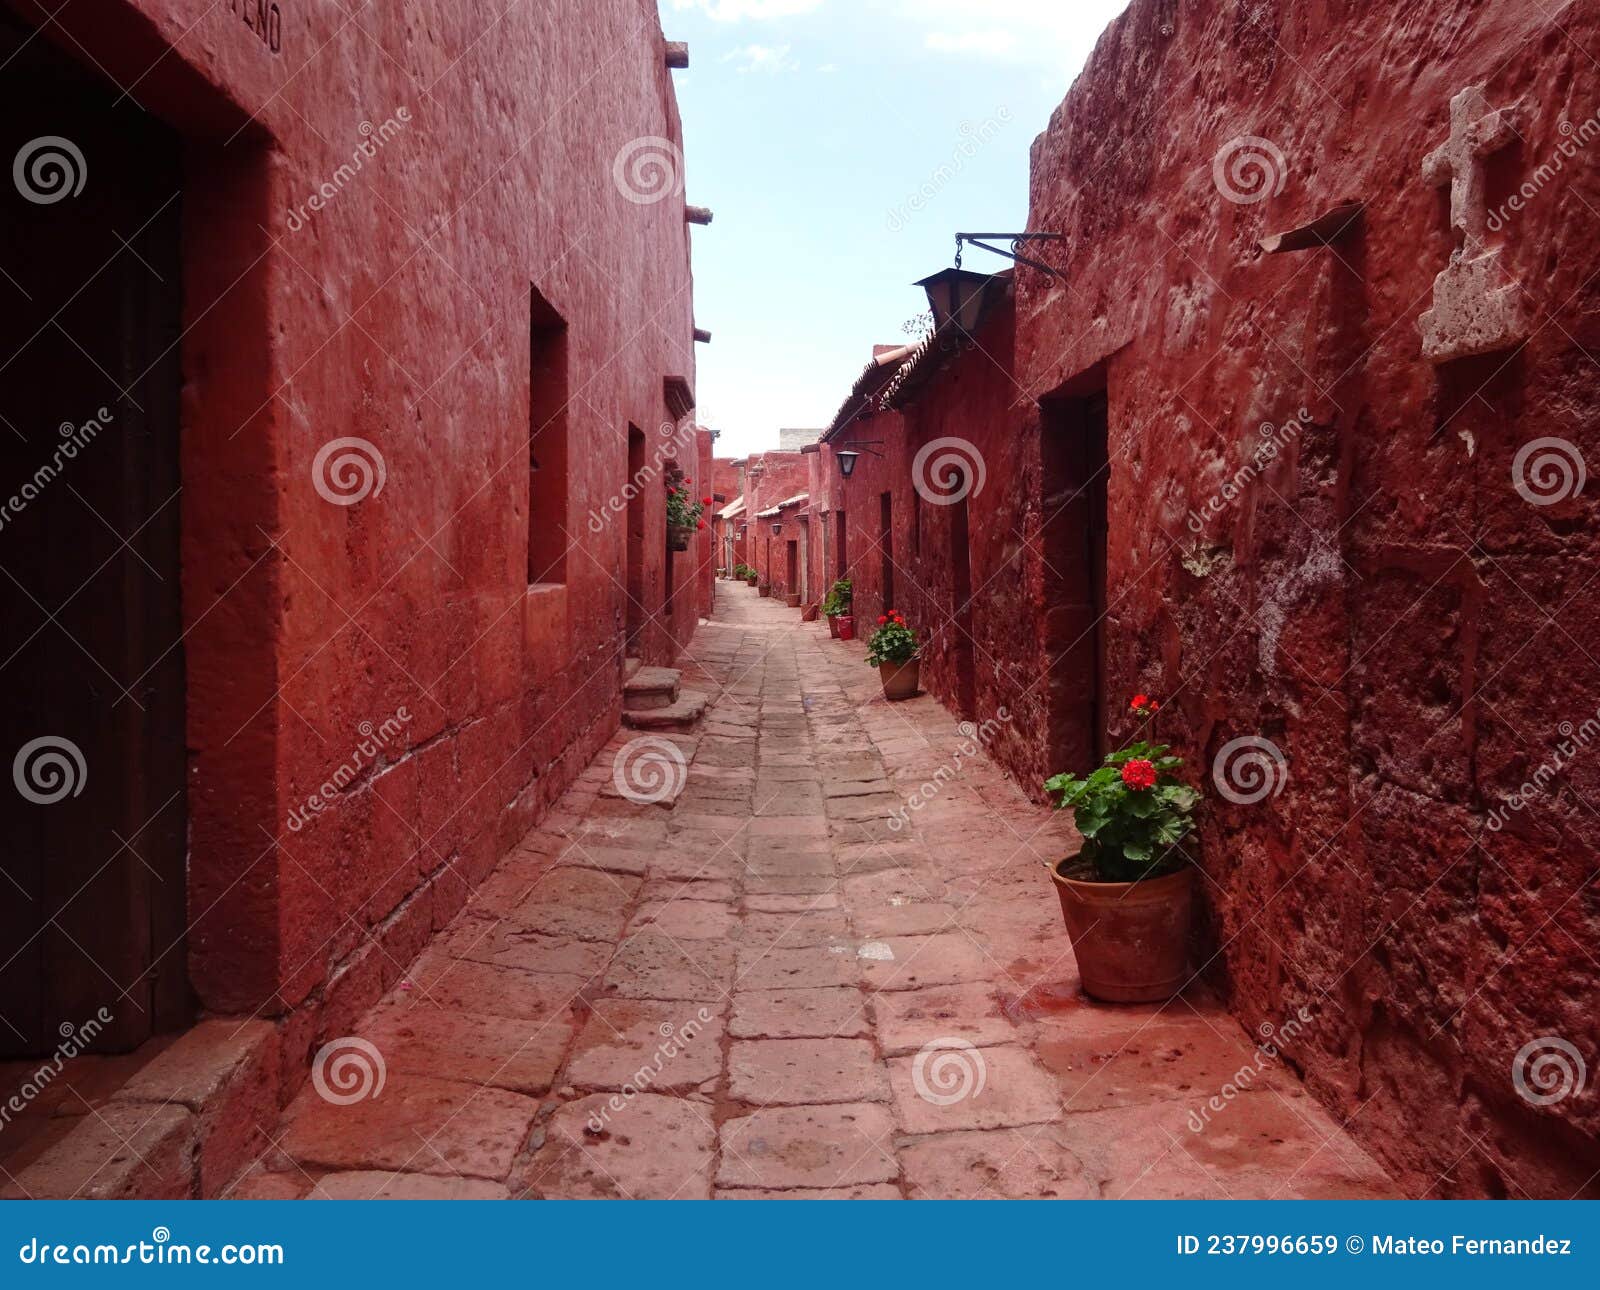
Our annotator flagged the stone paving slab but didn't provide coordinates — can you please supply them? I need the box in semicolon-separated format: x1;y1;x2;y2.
279;1074;537;1180
717;1103;898;1190
729;987;871;1039
521;1094;715;1199
728;1039;888;1105
566;998;725;1092
259;586;1398;1201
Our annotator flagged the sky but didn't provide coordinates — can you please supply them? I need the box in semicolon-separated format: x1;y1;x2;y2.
666;0;1133;459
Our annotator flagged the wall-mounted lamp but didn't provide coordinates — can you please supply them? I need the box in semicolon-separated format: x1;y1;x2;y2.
915;267;996;333
833;441;884;480
771;521;783;535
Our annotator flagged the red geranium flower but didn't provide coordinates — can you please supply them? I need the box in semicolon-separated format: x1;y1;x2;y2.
701;496;712;506
877;615;887;625
1120;758;1157;791
696;519;705;530
1131;694;1149;710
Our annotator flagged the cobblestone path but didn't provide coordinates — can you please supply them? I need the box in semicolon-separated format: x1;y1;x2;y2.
244;585;1396;1199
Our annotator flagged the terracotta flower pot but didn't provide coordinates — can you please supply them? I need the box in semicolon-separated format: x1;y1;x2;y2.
747;576;758;587
786;592;801;608
1047;862;1192;1003
878;657;920;701
758;584;772;598
837;616;855;640
827;615;841;639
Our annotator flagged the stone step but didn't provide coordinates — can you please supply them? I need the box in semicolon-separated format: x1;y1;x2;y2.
622;690;709;732
623;657;643;680
623;665;682;710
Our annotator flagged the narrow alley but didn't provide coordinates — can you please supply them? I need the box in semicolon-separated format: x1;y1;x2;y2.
243;586;1395;1200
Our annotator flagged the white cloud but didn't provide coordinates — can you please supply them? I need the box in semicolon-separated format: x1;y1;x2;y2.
721;42;798;74
671;0;824;20
905;0;1131;68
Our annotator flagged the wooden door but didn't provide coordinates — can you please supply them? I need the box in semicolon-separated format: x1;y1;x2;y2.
0;20;189;1054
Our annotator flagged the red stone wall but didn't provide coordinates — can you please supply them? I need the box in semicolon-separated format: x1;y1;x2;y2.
1015;0;1600;1197
710;455;743;572
21;0;700;1097
743;450;808;589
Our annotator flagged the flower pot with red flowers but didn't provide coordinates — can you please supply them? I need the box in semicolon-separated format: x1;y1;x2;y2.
666;485;707;552
1044;709;1198;1003
865;611;920;700
821;578;851;637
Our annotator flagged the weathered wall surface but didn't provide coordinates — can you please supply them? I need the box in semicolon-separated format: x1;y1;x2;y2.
1018;0;1600;1197
743;450;808;589
18;0;702;1099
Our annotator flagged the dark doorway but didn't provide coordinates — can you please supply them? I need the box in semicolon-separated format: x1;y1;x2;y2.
949;493;978;721
625;425;646;652
526;286;569;585
0;23;189;1055
785;539;798;595
1040;390;1110;773
878;491;895;613
834;508;848;582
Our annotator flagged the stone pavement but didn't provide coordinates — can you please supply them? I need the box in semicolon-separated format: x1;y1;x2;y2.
239;584;1398;1199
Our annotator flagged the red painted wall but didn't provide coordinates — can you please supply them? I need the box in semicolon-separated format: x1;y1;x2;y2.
742;450;808;590
819;0;1600;1198
15;0;701;1099
1017;0;1600;1199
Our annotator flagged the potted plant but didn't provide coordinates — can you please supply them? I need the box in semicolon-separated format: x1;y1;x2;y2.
666;486;709;552
1043;698;1198;1003
820;578;852;638
864;609;919;700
